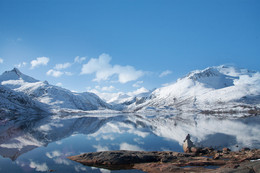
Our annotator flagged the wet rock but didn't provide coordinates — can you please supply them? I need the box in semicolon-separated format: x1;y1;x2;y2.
223;147;231;154
68;149;260;172
223;147;231;152
191;147;201;155
68;150;177;169
201;147;214;154
241;147;250;152
160;155;177;163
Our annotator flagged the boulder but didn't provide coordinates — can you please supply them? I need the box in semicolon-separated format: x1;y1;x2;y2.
191;147;201;154
223;147;231;154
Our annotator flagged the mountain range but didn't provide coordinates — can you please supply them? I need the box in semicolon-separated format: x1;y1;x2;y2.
126;65;260;114
0;68;110;115
1;65;260;115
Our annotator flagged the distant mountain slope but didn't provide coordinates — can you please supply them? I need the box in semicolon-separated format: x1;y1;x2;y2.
127;65;260;113
0;68;110;114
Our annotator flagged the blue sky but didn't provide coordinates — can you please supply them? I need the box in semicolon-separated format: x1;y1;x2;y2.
0;0;259;95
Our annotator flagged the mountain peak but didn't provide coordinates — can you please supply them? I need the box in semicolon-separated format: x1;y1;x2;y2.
11;68;22;76
188;67;221;80
182;65;240;89
0;68;39;83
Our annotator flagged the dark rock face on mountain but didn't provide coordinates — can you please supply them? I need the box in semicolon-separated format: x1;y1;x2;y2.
68;149;260;172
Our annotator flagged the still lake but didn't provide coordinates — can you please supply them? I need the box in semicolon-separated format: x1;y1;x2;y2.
0;113;260;173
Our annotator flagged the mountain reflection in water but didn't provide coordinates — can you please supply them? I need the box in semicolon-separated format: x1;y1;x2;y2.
0;113;259;173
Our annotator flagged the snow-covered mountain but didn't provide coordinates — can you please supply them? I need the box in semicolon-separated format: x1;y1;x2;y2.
127;65;260;114
0;84;48;115
1;66;260;114
0;68;110;114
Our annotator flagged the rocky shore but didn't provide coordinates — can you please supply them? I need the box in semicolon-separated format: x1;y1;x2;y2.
68;147;260;172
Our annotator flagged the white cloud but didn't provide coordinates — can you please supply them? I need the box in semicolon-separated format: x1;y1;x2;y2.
133;81;143;88
46;150;71;166
134;138;145;145
81;53;112;75
74;56;86;63
119;142;143;151
30;57;49;69
81;54;144;83
88;86;149;103
114;65;144;83
29;161;49;172
95;85;101;89
88;88;123;102
159;70;172;77
56;141;62;145
0;58;3;64
16;62;27;68
127;87;149;97
100;134;115;141
93;145;109;152
64;71;73;76
54;62;71;70
100;168;111;173
74;165;87;172
101;85;115;92
54;158;71;165
46;69;63;77
46;150;61;159
38;124;51;131
56;82;63;87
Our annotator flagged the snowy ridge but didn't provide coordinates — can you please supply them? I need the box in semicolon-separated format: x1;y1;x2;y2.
0;68;39;85
1;65;260;114
0;68;110;114
127;65;260;113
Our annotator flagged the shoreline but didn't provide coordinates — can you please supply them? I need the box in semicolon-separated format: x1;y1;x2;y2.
68;148;260;172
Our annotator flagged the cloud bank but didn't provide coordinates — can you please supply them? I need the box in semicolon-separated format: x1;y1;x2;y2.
81;54;144;83
31;57;49;69
0;58;3;64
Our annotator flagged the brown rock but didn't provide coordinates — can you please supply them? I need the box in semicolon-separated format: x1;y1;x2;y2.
213;153;221;160
191;147;200;154
201;147;214;154
223;147;231;152
68;149;260;172
223;147;231;154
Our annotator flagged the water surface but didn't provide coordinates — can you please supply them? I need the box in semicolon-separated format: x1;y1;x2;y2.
0;113;259;172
